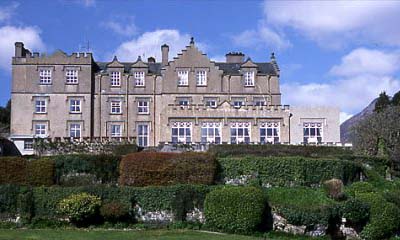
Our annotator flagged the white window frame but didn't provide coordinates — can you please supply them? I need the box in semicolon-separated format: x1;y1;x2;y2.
35;100;47;113
69;99;81;113
137;124;149;147
178;70;189;86
110;101;122;114
69;123;81;138
171;122;192;144
232;98;245;108
134;71;145;86
110;71;121;87
34;123;47;137
244;71;255;86
201;122;221;144
111;124;122;137
205;99;217;108
65;69;78;84
260;122;280;144
303;122;323;144
39;69;52;84
196;70;207;86
178;98;190;106
254;97;266;106
138;100;149;114
230;122;251;144
24;139;34;150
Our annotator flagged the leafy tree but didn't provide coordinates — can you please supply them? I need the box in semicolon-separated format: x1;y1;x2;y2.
0;99;11;125
374;92;390;113
392;90;400;106
353;105;400;177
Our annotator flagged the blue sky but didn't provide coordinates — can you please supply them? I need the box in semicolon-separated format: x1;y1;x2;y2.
1;0;400;123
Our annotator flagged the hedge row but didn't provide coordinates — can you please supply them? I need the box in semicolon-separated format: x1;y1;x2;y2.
218;156;362;187
0;157;54;186
53;154;121;186
209;144;353;158
119;152;216;186
0;184;212;222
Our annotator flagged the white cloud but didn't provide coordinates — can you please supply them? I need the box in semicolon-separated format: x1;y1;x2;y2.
103;18;137;36
340;112;353;124
282;48;400;117
264;1;400;48
113;29;206;62
0;26;45;70
0;2;19;22
330;48;400;77
233;22;291;51
77;0;95;7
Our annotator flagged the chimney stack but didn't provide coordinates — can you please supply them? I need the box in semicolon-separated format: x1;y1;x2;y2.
161;44;169;66
15;42;24;57
225;52;245;63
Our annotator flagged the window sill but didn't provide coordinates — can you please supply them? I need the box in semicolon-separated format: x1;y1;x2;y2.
134;85;146;88
110;113;123;115
69;112;82;115
34;112;47;115
39;83;52;85
196;85;207;87
244;85;255;88
138;112;150;115
65;83;79;85
178;85;189;87
110;85;121;88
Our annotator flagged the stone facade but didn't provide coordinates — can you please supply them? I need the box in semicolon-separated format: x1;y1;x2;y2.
10;38;340;154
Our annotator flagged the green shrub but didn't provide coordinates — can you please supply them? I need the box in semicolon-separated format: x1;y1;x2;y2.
27;158;55;186
266;187;337;226
340;198;369;227
31;185;212;222
53;154;121;186
0;185;19;219
323;179;345;200
209;144;353;158
218;156;361;187
357;193;400;240
204;186;266;234
100;201;130;222
119;152;216;186
58;193;101;225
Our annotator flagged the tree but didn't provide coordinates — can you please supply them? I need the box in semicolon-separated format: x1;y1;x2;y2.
0;99;11;125
374;91;390;113
392;90;400;106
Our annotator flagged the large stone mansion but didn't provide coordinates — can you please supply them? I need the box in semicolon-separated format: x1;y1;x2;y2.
10;38;340;154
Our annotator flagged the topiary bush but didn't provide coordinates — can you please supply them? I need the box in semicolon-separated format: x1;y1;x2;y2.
323;178;345;200
357;193;400;240
119;152;216;186
57;192;101;225
100;201;130;222
204;186;266;234
340;198;369;229
218;156;362;187
266;187;337;227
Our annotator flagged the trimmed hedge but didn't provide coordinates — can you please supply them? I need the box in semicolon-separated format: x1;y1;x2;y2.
209;144;353;158
265;187;338;227
53;154;121;186
25;185;212;222
204;186;266;234
218;156;362;187
0;157;54;186
119;152;216;186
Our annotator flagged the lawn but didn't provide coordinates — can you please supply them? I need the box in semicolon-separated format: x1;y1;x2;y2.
0;229;325;240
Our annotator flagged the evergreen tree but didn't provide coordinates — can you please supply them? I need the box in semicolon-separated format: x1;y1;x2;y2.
0;99;11;125
392;90;400;106
374;91;390;113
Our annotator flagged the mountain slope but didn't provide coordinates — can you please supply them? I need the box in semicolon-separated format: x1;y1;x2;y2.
340;99;377;143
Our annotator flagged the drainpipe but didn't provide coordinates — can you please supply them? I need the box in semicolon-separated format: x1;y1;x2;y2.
288;113;293;144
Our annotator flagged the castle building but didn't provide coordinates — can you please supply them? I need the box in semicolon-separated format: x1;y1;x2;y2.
10;38;340;154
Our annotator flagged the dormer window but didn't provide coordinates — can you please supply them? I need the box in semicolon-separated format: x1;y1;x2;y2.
110;71;121;87
196;70;207;86
177;97;190;106
66;69;78;84
39;69;52;84
134;71;145;86
204;98;217;108
232;98;245;108
244;71;255;86
178;70;189;86
254;97;266;106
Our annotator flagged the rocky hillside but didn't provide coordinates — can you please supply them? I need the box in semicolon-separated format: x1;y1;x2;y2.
340;99;377;143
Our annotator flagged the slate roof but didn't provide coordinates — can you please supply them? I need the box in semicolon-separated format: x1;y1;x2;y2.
95;61;277;75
